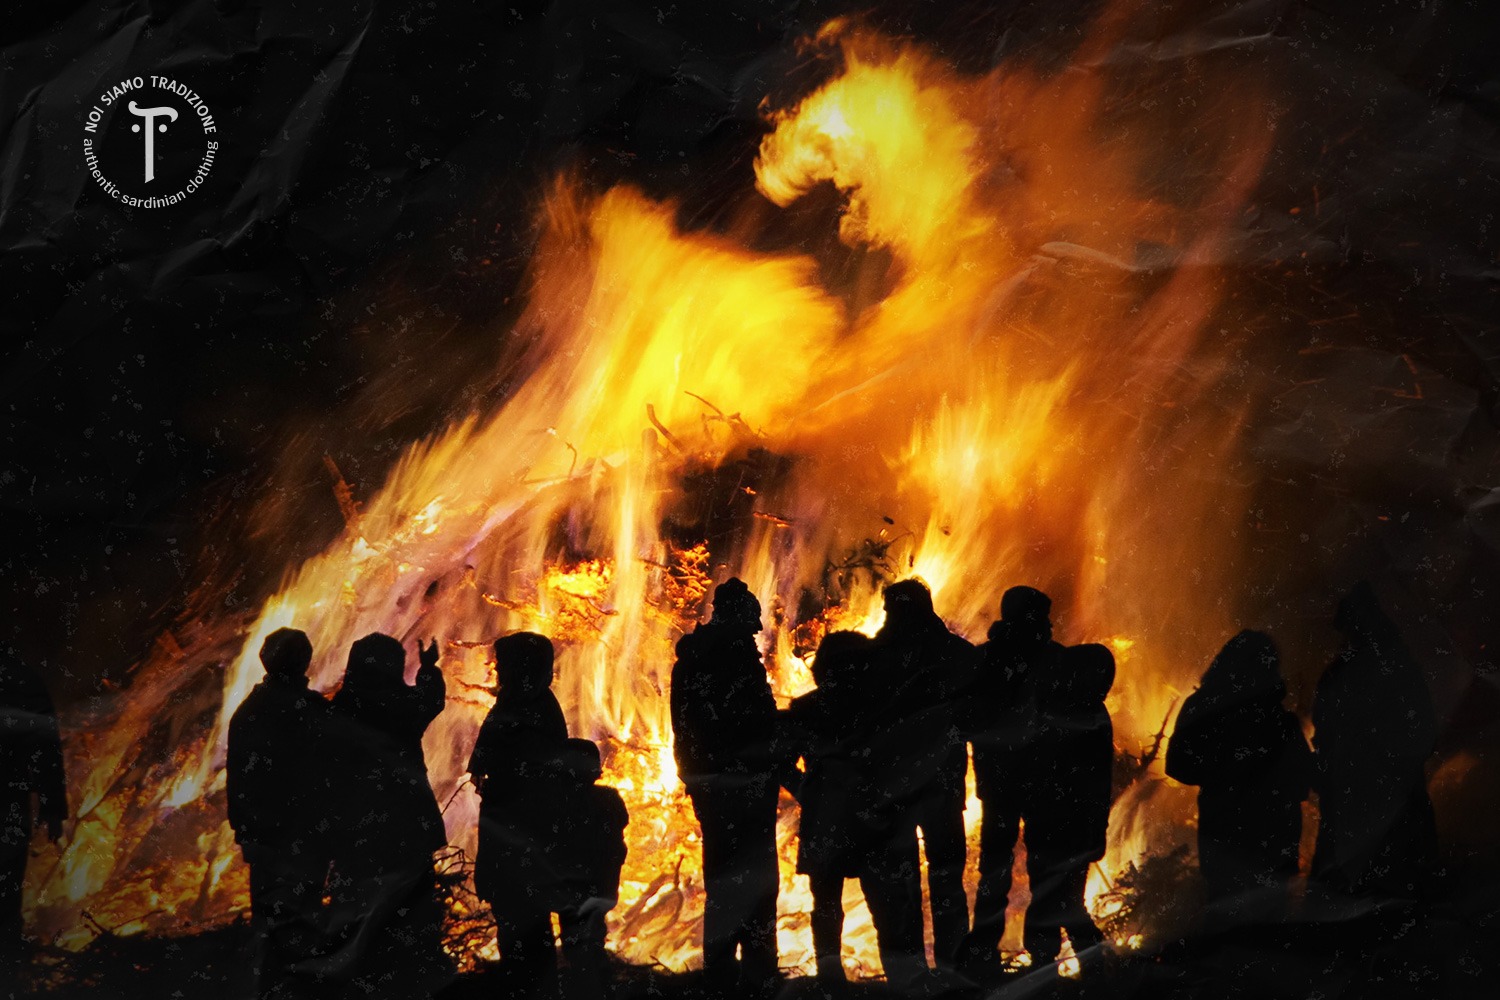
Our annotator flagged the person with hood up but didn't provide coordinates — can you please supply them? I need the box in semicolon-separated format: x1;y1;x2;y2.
1021;642;1114;969
468;631;571;992
324;632;451;997
1167;629;1311;919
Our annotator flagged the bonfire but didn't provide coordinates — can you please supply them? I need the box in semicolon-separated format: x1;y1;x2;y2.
29;6;1279;980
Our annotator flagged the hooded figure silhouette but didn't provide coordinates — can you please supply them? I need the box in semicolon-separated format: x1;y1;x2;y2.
1168;630;1311;917
323;633;451;997
469;631;572;991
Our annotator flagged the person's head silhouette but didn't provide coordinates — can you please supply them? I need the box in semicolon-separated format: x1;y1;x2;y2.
708;578;762;634
1045;642;1115;712
562;737;604;784
260;627;313;681
881;579;937;636
494;631;555;696
346;632;406;686
1202;629;1284;705
811;630;871;691
1000;585;1053;649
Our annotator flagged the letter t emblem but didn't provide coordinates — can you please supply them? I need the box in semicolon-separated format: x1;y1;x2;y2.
128;101;180;183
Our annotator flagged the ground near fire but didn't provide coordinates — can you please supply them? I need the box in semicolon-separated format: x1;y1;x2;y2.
2;1;1498;998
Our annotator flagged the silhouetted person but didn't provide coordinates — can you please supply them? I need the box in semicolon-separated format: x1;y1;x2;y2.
1311;583;1438;899
325;633;451;996
468;632;570;992
842;632;931;988
962;585;1061;969
0;649;65;976
1167;630;1311;918
1023;642;1114;967
784;630;925;986
670;578;781;995
549;738;629;1000
782;630;873;983
226;628;331;998
868;579;976;971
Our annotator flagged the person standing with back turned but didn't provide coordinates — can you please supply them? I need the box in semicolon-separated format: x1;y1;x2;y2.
670;578;782;997
868;579;976;973
325;633;452;998
962;585;1062;973
226;628;332;999
1022;642;1115;969
1167;629;1311;923
468;631;570;995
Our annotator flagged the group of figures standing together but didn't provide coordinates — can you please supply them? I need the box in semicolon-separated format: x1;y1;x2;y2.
0;572;1438;1000
662;576;1438;995
657;575;1442;995
667;577;1113;993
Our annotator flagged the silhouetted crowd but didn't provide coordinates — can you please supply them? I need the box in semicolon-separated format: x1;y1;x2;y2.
0;576;1443;999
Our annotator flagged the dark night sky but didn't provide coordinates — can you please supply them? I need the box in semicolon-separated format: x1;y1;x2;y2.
2;0;1498;776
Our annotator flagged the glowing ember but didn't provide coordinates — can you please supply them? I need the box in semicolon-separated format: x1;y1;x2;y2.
28;7;1269;977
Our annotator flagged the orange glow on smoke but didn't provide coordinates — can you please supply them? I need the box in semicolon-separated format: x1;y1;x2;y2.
30;7;1269;976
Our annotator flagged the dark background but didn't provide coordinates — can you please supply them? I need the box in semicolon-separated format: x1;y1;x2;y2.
2;0;1498;851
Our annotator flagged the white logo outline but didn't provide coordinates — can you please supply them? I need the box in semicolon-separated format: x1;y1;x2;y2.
81;74;219;209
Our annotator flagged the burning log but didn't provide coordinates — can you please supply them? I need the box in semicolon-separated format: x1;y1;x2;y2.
321;455;362;531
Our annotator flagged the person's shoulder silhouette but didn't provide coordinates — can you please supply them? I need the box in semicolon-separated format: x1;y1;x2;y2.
1168;629;1304;787
968;587;1061;734
1169;629;1310;905
789;629;872;748
1032;641;1114;838
670;577;776;781
223;628;336;998
328;632;447;875
1317;583;1436;754
332;632;445;742
554;738;628;900
469;631;567;797
1037;642;1113;773
226;627;329;855
872;578;975;705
